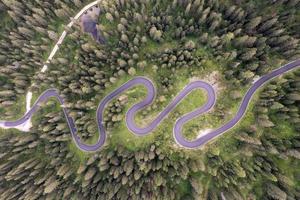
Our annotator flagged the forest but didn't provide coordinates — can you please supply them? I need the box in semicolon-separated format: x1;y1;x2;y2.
0;0;299;199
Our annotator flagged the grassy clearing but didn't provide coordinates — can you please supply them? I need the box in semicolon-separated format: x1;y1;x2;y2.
140;40;178;55
68;141;89;162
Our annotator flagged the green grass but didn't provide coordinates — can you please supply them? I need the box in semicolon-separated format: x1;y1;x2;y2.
268;115;297;139
68;141;89;162
140;39;178;55
98;14;119;45
274;157;297;180
208;84;264;161
109;122;157;151
0;10;15;33
0;95;27;121
0;127;22;136
269;156;300;193
176;179;192;199
256;109;299;187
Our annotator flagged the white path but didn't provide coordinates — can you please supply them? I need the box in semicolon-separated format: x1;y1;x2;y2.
42;0;101;73
0;0;101;131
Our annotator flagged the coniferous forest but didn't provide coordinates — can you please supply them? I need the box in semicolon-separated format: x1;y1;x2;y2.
0;0;299;199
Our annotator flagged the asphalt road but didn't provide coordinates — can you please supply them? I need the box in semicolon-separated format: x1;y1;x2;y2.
0;59;299;151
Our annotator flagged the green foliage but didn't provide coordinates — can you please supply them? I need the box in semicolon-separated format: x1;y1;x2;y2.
0;0;299;199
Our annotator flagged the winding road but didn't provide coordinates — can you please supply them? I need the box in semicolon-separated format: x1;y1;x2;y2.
3;1;103;132
1;60;300;151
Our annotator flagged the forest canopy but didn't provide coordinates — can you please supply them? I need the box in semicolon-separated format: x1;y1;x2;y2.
0;0;299;199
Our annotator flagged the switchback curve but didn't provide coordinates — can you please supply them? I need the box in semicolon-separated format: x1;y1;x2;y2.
0;59;300;151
